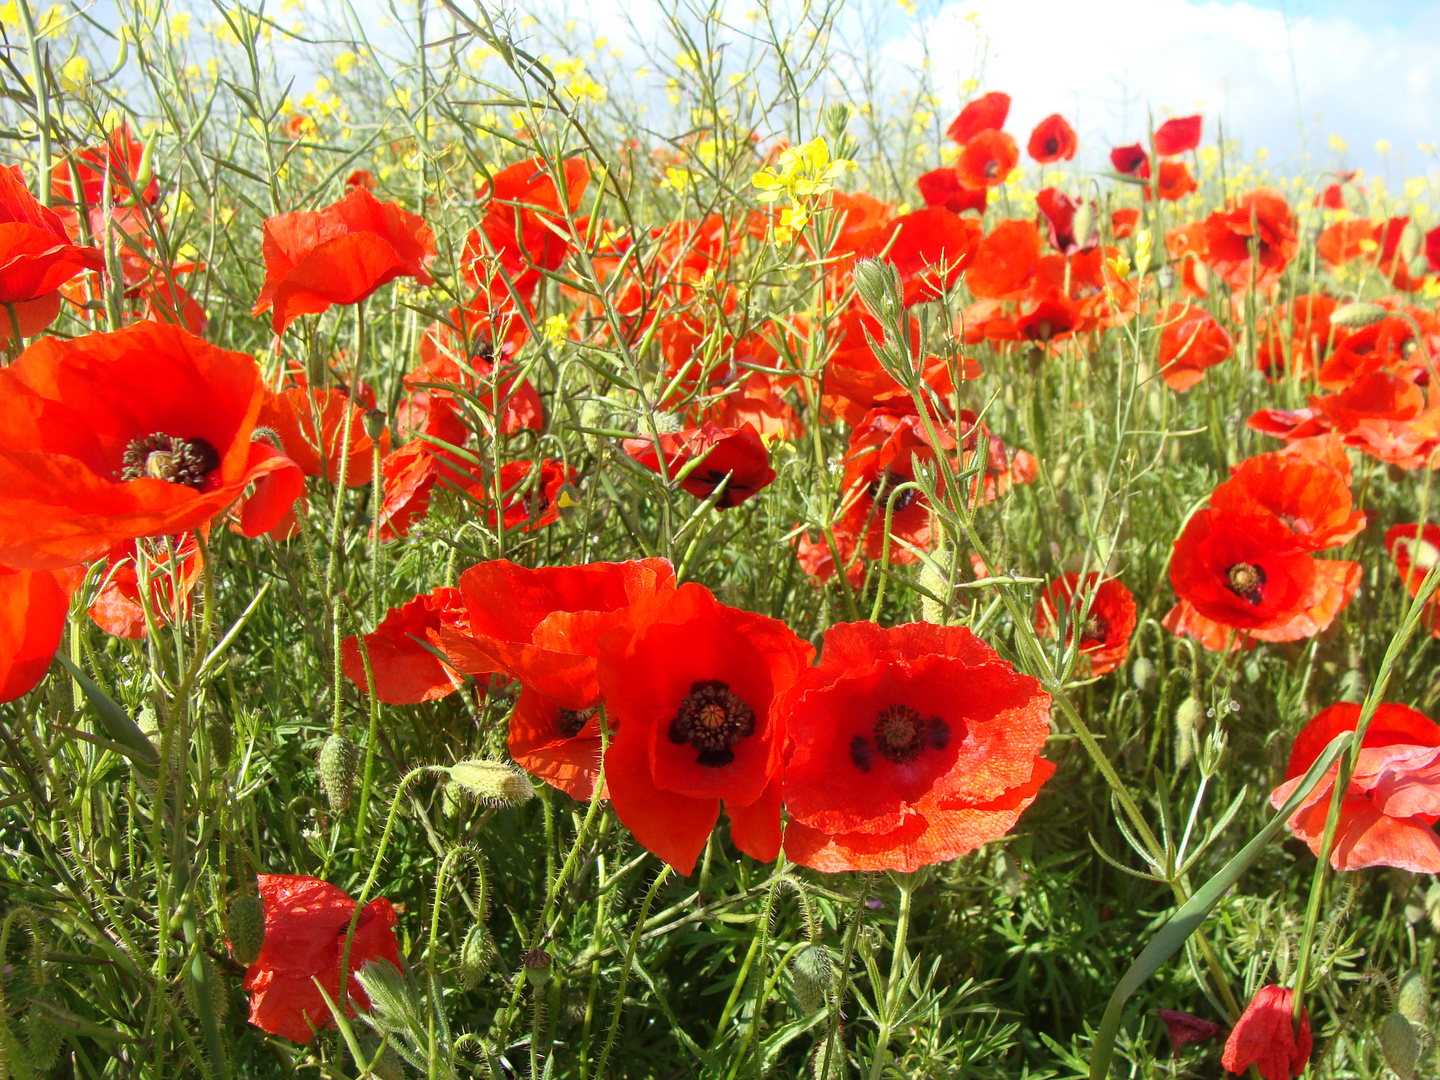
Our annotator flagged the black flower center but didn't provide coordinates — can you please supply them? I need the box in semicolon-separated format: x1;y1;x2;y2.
669;679;755;767
849;704;950;772
867;470;919;512
1030;318;1055;342
1044;138;1059;155
557;705;598;738
984;159;999;179
1226;562;1266;605
120;433;220;489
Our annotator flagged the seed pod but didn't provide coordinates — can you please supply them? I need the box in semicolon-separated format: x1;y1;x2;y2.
318;733;360;813
1378;1012;1418;1080
1397;971;1428;1028
1174;696;1202;770
448;760;535;806
26;995;62;1071
1400;221;1423;266
1330;302;1388;329
1342;182;1368;217
1131;656;1155;693
791;944;833;1014
459;924;496;991
523;946;553;989
362;408;387;442
227;893;267;967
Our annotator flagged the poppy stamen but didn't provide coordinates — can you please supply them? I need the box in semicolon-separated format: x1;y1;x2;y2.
871;704;949;766
557;705;598;738
1081;614;1107;643
120;433;220;489
867;470;920;512
1226;562;1267;605
669;679;755;767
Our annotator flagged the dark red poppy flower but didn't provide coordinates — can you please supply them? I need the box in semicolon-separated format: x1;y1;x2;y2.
0;323;303;570
1157;303;1234;391
1153;115;1203;156
779;621;1053;872
965;219;1042;300
253;187;435;334
1110;144;1151;179
487;458;577;532
464;157;590;302
1201;189;1298;292
341;588;475;704
1159;1010;1222;1056
1033;574;1136;676
946;92;1010;145
985;288;1085;345
1211;447;1365;552
1221;986;1311;1080
1427;223;1440;273
0;565;79;702
915;168;988;216
1154;160;1197;201
0;164;104;343
866;209;982;305
1027;114;1077;163
242;875;403;1045
595;583;813;873
90;534;203;639
956;130;1019;191
1272;702;1440;872
622;422;776;508
257;388;388;486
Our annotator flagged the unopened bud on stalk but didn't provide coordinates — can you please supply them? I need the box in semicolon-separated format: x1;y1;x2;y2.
1331;302;1389;329
1133;229;1154;275
523;946;553;988
1409;255;1430;282
1400;221;1423;266
227;892;266;966
459;923;497;990
1342;182;1368;217
852;258;904;330
208;713;233;768
791;943;833;1014
1174;696;1202;770
1071;201;1094;250
318;733;360;813
650;410;684;435
1397;971;1428;1028
1378;1012;1419;1080
362;408;387;442
1131;656;1155;693
448;760;535;806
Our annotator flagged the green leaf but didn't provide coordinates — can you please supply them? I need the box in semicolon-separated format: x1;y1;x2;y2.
54;653;159;777
1088;730;1351;1080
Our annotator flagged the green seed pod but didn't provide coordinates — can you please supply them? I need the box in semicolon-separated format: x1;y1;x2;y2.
1174;696;1202;770
448;760;535;806
459;924;496;991
207;712;233;769
1131;656;1155;693
227;893;266;967
523;946;553;989
318;733;360;813
26;995;62;1072
791;944;833;1014
1330;302;1388;329
362;408;387;442
1378;1012;1418;1080
1397;970;1428;1028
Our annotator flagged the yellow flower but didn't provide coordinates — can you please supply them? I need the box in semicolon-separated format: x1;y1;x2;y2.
59;56;90;92
1134;230;1153;275
542;315;569;344
335;50;358;74
1329;134;1348;154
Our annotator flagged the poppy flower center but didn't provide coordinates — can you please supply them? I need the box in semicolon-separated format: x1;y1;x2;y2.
1081;614;1107;643
1044;138;1059;155
1030;319;1055;342
850;704;950;771
120;433;220;489
557;705;598;738
669;679;755;767
867;470;920;512
984;159;999;179
1226;561;1267;605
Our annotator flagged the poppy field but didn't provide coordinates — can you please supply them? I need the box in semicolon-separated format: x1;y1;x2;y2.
4;0;1440;1076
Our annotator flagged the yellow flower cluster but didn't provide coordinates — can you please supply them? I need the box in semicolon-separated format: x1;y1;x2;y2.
750;136;853;241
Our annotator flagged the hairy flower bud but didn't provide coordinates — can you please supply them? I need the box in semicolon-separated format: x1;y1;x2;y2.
791;944;833;1014
1399;221;1422;266
1175;696;1202;770
1330;302;1388;329
26;995;61;1071
459;924;497;991
227;892;267;967
852;258;904;332
318;733;360;813
362;408;387;442
448;760;535;806
1379;1013;1419;1080
1397;971;1429;1028
1131;656;1155;693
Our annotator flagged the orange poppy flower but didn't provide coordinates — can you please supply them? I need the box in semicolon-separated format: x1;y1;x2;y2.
1221;986;1311;1080
254;187;435;334
407;307;542;438
867;209;983;304
596;582;814;873
1153;115;1203;156
794;527;865;589
779;621;1053;873
0;565;80;702
915;167;988;215
0;164;104;343
822;307;921;423
242;875;403;1045
1211;448;1365;553
956;130;1019;190
1156;303;1234;391
340;588;474;704
465;157;590;302
1312;372;1440;469
1271;702;1440;872
486;458;577;532
1032;573;1137;675
1316;316;1416;390
966;219;1042;300
822;190;896;254
622;422;776;508
984;288;1085;345
1317;218;1378;265
89;534;204;639
1154;160;1197;201
257;388;388;486
1027;114;1077;163
1111;207;1140;239
0;323;303;570
1109;144;1151;179
1201;188;1298;292
946;91;1010;145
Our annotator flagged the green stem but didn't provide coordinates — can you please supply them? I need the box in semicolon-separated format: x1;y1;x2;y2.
867;874;915;1080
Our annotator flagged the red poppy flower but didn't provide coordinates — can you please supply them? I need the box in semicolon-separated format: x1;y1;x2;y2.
133;271;208;336
1427;223;1440;273
257;388;389;486
374;441;441;540
345;170;375;190
915;168;988;216
622;422;776;508
1033;574;1136;676
704;371;804;442
1201;188;1298;292
1211;448;1365;553
866;209;982;305
341;588;475;704
465;157;589;302
1312;373;1440;469
1221;986;1312;1080
1271;702;1440;873
487;458;577;532
253;186;435;334
1112;207;1140;239
823;307;923;423
946;92;1010;145
1035;188;1094;255
1110;144;1151;179
1157;303;1234;391
837;409;942;563
595;583;814;873
1153;115;1203;156
1255;295;1335;379
1159;1010;1222;1056
406;303;541;438
822;190;897;254
1154;160;1197;201
0;565;79;702
0;164;104;343
966;219;1042;300
1169;510;1324;632
89;534;203;639
1027;114;1077;163
0;323;303;570
956;130;1019;191
1387;523;1440;599
795;527;865;589
242;875;403;1045
985;288;1085;345
50;123;159;211
1317;219;1378;266
779;621;1053;873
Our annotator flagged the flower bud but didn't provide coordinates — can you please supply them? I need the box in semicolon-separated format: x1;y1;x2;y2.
208;712;233;768
1174;695;1202;770
184;953;229;1021
448;760;535;806
1071;201;1095;251
1379;1012;1418;1080
523;946;553;988
363;408;387;442
1397;971;1428;1028
1400;221;1423;266
1409;255;1429;282
1131;656;1155;693
1330;302;1388;329
852;258;904;329
318;733;360;813
26;995;61;1071
1342;182;1368;217
227;892;267;967
459;923;497;990
791;944;833;1014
